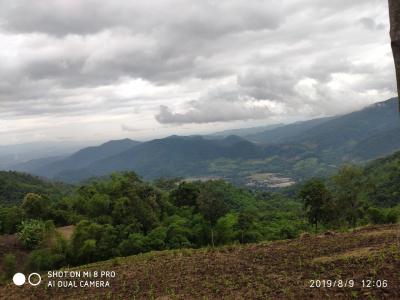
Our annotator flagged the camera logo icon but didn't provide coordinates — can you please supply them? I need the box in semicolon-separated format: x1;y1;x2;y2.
13;273;41;286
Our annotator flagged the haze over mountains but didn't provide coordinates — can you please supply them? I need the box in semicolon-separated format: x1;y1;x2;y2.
8;98;400;184
0;141;97;170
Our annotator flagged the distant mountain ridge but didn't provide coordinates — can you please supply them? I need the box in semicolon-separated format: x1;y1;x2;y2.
13;139;141;179
288;98;400;164
10;98;400;183
54;135;264;182
211;123;285;137
245;117;334;144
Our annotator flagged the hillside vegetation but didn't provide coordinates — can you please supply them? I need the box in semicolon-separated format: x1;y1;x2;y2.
1;224;399;299
0;147;399;298
11;98;400;184
0;171;72;204
362;150;400;207
1;147;399;276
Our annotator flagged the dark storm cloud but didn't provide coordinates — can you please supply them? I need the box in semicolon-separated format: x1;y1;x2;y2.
0;1;284;91
156;0;395;124
0;0;395;140
0;1;283;37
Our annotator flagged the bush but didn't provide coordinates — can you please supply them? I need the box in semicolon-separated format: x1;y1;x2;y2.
118;233;146;256
2;254;16;279
21;193;50;219
144;226;167;251
16;219;47;249
78;239;97;263
0;206;25;234
279;225;298;239
26;249;65;271
367;208;386;224
385;210;398;224
368;207;398;224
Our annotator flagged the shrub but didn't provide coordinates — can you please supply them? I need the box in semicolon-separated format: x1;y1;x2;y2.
0;206;25;234
16;219;47;249
26;249;65;271
367;208;386;224
118;233;146;256
368;207;398;225
21;193;50;219
2;254;16;279
78;239;97;263
385;210;398;224
144;226;167;251
279;225;297;239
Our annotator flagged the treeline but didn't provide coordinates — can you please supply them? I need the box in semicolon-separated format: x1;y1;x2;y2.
0;171;72;204
1;160;399;276
299;165;399;231
0;172;306;273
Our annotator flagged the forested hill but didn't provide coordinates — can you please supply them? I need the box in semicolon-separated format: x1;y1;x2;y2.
26;135;265;182
362;150;400;207
0;171;72;204
9;98;400;184
245;98;400;162
0;149;399;297
246;98;399;149
12;139;141;177
245;116;333;144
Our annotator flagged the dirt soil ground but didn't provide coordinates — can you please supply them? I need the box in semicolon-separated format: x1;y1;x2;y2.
0;224;399;299
0;234;29;275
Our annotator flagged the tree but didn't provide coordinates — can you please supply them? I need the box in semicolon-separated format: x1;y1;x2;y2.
16;219;48;249
236;211;255;243
389;0;400;105
79;239;97;263
299;178;331;232
153;177;181;191
21;193;51;219
170;182;200;207
0;206;25;234
367;207;386;224
196;182;229;246
165;215;192;249
118;233;146;256
144;226;167;251
85;193;111;218
332;165;365;227
214;213;237;245
70;220;119;264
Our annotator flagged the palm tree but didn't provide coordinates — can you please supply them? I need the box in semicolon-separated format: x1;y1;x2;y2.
389;0;400;105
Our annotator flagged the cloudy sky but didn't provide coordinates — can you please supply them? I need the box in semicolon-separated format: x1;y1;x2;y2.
0;0;396;144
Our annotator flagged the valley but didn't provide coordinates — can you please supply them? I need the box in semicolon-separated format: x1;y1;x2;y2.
0;2;399;299
1;114;400;298
6;98;399;187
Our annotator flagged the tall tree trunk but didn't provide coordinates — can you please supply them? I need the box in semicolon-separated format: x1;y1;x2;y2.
389;0;400;106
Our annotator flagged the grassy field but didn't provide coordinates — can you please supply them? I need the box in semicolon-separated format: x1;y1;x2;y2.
1;224;399;299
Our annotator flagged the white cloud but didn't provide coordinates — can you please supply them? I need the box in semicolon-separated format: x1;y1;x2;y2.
0;0;396;142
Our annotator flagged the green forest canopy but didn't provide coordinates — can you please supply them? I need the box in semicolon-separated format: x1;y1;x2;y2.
0;148;400;272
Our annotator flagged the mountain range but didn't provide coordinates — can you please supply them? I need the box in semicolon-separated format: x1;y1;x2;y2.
9;97;400;184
